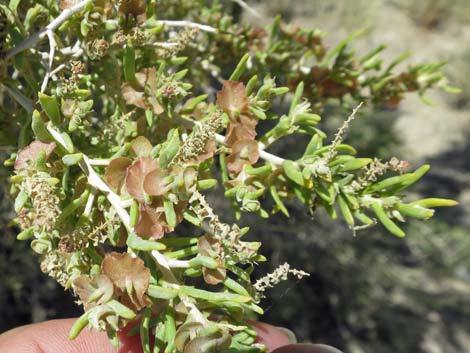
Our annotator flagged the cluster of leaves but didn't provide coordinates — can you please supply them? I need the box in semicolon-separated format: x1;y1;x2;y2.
139;2;459;111
0;1;458;352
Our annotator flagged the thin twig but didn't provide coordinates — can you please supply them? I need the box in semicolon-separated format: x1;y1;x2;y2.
41;45;84;78
83;189;96;217
60;41;84;57
151;250;179;283
104;19;218;34
158;20;217;33
2;84;34;114
50;63;66;76
5;0;91;60
41;30;56;92
88;159;110;166
120;199;134;208
232;0;262;19
326;102;363;162
153;42;180;49
166;259;190;268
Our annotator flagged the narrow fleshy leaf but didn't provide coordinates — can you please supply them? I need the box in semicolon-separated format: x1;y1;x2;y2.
14;190;28;213
123;45;137;84
140;308;152;353
371;202;405;237
338;194;354;226
127;232;166;251
158;129;180;167
163;198;177;229
130;200;139;227
164;308;176;353
396;203;434;219
32;110;53;141
62;153;83;166
68;312;90;340
38;93;61;125
283;160;304;186
17;228;34;240
229;54;250;81
409;198;458;208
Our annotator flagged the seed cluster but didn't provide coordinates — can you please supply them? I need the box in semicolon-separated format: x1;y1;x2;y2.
18;172;60;231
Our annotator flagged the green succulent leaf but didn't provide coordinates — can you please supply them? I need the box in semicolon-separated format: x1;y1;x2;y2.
38;93;61;126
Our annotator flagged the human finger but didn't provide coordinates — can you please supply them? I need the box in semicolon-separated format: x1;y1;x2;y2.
0;318;147;353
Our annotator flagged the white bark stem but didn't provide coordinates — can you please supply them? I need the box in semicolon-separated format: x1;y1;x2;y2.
5;0;91;60
40;30;56;92
232;0;262;19
157;20;217;33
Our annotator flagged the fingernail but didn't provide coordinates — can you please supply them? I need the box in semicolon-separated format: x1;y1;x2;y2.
271;343;344;353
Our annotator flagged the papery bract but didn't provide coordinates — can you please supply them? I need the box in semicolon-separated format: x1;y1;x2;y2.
143;168;169;196
225;114;258;146
217;81;249;117
101;252;151;311
198;235;226;285
73;274;114;311
122;68;163;115
105;157;132;193
14;141;56;170
130;136;153;158
226;139;260;174
125;157;158;202
134;204;167;239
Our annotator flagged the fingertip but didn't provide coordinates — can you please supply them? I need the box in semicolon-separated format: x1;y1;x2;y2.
249;321;293;352
117;321;143;353
271;343;344;353
0;318;116;353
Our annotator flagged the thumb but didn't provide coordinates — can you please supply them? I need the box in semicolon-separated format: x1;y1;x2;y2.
0;318;126;353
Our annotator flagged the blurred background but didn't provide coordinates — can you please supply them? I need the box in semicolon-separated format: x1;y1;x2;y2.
1;1;469;352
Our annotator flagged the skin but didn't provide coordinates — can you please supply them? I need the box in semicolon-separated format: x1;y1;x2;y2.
0;319;292;353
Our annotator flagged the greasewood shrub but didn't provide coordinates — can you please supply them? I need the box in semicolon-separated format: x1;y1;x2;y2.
0;1;458;351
